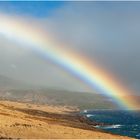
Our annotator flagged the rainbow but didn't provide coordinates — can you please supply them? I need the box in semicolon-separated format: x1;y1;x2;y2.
0;13;138;110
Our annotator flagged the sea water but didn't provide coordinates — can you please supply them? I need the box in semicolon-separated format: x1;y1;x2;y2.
81;110;140;139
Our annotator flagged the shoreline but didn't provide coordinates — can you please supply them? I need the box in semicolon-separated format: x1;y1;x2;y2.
77;110;139;139
0;100;134;139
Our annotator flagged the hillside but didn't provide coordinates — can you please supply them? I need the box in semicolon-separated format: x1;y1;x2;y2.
0;100;133;139
0;88;119;110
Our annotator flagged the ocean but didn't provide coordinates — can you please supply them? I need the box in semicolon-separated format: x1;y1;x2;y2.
81;110;140;139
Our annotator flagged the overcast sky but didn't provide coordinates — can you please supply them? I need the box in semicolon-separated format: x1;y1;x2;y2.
0;2;140;94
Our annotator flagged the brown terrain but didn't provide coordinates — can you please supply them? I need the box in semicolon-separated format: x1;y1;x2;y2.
0;100;134;139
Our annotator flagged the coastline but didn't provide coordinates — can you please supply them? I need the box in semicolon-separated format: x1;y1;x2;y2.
0;100;134;139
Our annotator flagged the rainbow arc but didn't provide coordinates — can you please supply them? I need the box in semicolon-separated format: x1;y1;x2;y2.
0;13;139;110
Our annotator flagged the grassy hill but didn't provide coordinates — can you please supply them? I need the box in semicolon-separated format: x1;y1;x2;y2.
0;88;118;110
0;75;138;110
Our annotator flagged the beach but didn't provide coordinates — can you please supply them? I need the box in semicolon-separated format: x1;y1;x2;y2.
0;100;134;139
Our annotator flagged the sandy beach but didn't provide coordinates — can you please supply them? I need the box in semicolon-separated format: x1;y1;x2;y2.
0;100;134;139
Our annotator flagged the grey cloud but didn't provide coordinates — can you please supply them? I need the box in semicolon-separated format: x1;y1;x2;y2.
0;31;92;92
43;2;140;94
1;2;140;94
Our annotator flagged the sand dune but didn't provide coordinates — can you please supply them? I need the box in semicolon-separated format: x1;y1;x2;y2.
0;100;133;139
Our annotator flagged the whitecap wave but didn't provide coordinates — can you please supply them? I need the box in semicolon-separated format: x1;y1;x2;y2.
83;110;88;113
102;124;122;129
94;124;122;129
86;114;95;118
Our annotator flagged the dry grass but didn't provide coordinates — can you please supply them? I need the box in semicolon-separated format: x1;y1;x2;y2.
0;100;134;139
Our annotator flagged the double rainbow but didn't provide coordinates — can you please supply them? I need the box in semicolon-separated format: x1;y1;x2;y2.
0;14;138;110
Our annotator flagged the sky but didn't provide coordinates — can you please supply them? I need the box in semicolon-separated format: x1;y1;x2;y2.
0;2;140;94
